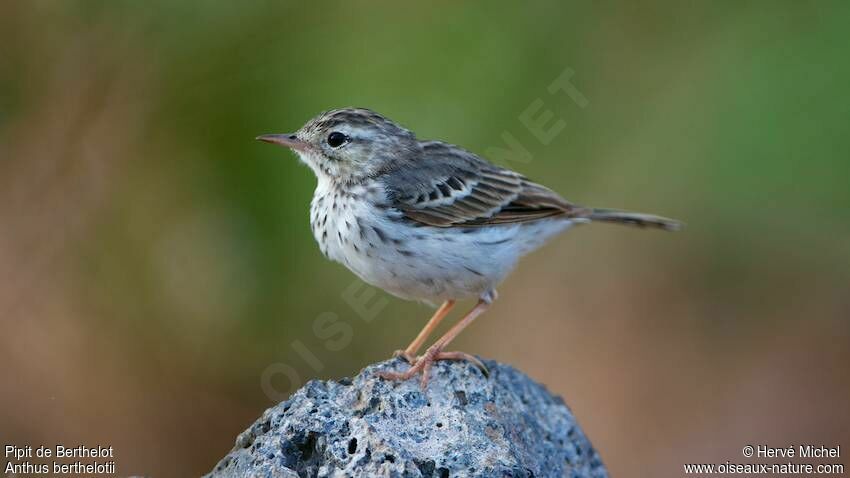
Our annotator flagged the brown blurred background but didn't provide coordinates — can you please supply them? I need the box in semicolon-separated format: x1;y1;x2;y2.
1;1;848;476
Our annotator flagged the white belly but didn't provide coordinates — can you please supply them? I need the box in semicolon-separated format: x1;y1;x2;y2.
309;181;573;304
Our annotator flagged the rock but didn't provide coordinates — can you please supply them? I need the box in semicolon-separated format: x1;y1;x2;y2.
207;358;608;478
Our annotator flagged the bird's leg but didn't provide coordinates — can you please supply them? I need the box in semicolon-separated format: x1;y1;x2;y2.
379;299;490;388
392;300;455;363
426;351;489;378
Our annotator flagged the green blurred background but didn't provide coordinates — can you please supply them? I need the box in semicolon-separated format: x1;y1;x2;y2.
2;1;849;476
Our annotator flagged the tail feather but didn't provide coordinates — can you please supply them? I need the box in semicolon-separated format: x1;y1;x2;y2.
588;208;682;231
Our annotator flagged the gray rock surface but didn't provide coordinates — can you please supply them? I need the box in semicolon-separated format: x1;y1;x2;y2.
207;358;608;478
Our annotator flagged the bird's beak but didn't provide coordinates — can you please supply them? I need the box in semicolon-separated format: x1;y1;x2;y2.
256;133;308;152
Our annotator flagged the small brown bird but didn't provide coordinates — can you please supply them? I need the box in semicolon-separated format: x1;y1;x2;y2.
258;108;680;387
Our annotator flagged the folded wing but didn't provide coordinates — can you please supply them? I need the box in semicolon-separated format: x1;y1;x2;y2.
383;141;588;227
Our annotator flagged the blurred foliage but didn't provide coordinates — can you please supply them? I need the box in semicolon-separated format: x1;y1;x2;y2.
1;1;848;476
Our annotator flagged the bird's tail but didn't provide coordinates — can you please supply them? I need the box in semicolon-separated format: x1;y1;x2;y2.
587;208;682;231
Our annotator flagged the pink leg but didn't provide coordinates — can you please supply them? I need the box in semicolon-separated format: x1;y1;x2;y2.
392;300;455;362
378;299;490;388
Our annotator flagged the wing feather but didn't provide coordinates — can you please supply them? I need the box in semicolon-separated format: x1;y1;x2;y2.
383;141;587;227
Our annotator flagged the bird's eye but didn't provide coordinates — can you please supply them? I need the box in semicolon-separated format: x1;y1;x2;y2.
327;132;348;148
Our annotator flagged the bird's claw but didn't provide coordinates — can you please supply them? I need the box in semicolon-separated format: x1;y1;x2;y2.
391;349;416;364
378;346;488;389
436;351;490;378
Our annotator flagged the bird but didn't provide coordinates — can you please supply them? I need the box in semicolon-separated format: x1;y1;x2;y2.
257;107;680;388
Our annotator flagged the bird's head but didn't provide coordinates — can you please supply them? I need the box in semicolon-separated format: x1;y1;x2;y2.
257;108;420;184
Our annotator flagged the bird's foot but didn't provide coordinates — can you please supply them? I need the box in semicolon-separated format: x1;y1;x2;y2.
391;349;417;363
378;345;489;389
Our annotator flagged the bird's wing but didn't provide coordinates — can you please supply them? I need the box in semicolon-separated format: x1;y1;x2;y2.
383;141;588;227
